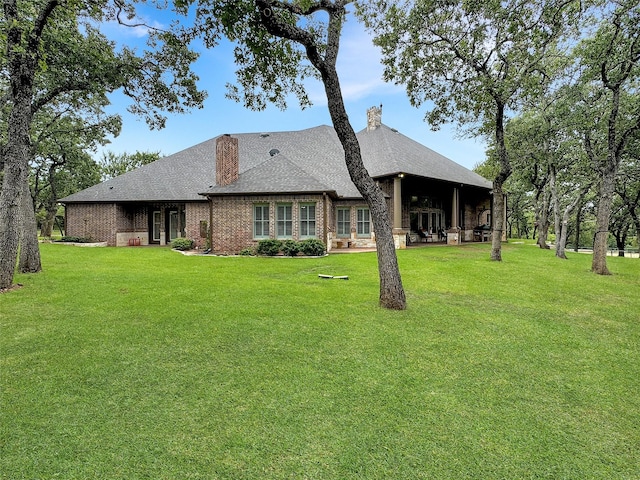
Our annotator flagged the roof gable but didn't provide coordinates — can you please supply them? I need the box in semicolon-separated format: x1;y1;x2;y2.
357;124;492;189
202;153;334;195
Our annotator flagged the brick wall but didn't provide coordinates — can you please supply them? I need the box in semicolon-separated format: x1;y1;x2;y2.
209;194;329;254
65;203;118;245
185;202;210;249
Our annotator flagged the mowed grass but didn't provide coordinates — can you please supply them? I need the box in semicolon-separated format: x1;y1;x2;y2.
1;242;639;479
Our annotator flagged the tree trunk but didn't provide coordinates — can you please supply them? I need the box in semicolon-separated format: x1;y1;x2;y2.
491;184;506;261
256;0;405;308
574;199;584;252
0;75;32;289
536;187;551;249
550;165;561;249
322;70;405;309
19;180;42;273
592;169;616;275
1;0;43;289
0;154;25;289
556;190;585;260
491;102;511;261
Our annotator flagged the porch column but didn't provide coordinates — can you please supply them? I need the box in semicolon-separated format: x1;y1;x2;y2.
447;187;461;245
451;187;459;228
393;175;402;229
392;174;408;249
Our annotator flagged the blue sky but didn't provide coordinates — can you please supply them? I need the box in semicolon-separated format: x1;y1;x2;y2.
100;7;488;170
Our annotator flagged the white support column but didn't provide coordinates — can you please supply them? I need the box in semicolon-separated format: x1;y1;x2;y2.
447;187;461;245
392;175;408;249
451;187;459;228
393;176;402;230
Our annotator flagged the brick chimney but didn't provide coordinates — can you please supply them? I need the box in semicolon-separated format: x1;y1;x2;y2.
367;104;382;131
216;134;239;186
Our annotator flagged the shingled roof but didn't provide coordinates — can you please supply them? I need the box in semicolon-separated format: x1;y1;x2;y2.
60;123;491;204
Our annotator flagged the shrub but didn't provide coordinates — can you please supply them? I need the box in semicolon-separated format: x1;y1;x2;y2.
281;240;300;257
239;247;255;256
171;238;195;251
299;238;326;256
256;239;282;256
57;236;93;243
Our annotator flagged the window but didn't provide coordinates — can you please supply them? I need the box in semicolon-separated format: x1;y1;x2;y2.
152;210;161;242
337;208;350;237
254;204;270;239
276;204;293;238
299;203;316;238
357;207;371;237
169;210;180;241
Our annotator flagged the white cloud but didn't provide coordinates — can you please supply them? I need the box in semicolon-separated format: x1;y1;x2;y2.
305;18;402;105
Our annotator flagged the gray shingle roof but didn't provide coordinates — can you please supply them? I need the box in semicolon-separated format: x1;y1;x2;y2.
358;124;492;188
59;123;491;204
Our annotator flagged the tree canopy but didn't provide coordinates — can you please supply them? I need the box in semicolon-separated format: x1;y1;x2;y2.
0;0;206;289
360;0;583;261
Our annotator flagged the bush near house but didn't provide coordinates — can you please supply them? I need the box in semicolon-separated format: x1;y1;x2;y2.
256;239;283;256
281;240;300;256
256;238;326;256
56;236;94;243
171;238;195;251
299;238;326;256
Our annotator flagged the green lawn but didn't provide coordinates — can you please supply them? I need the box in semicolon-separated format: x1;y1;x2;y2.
1;242;639;479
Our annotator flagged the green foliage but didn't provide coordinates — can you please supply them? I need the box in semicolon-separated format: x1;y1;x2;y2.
299;238;326;256
255;238;326;256
99;151;161;180
281;239;300;256
171;238;194;251
1;243;639;478
239;247;256;256
56;236;93;243
256;239;283;256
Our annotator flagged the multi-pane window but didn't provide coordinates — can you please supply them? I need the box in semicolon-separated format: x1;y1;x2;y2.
254;204;270;238
337;208;350;237
357;207;371;237
299;203;316;238
276;204;293;238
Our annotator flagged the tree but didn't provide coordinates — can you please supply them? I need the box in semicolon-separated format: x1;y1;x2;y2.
0;0;204;289
99;151;161;180
179;0;406;309
616;138;640;253
29;103;115;237
573;0;640;274
360;0;582;261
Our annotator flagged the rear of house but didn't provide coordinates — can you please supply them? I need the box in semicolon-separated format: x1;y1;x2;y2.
61;108;493;253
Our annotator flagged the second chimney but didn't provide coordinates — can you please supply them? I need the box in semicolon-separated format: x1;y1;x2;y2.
367;105;382;131
216;134;239;186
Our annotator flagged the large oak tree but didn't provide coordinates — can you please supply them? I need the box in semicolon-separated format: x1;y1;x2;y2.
572;0;640;274
360;0;582;261
0;0;204;289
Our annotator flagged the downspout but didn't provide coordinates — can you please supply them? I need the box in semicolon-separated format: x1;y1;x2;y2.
208;195;214;252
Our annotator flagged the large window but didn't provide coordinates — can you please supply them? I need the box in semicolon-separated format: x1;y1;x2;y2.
356;207;371;237
337;208;350;237
254;204;270;239
276;204;293;238
299;203;316;238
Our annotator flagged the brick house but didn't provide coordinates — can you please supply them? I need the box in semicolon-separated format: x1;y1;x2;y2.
60;107;493;253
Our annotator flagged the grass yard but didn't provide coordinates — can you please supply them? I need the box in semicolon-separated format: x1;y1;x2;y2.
1;242;639;479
